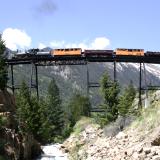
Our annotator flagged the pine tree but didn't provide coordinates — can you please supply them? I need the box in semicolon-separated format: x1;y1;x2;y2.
46;78;64;138
0;34;7;90
99;72;120;125
118;81;136;116
16;81;52;143
67;93;91;126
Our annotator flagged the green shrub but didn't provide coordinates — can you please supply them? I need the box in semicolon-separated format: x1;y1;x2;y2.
67;93;91;126
118;81;136;116
97;72;120;127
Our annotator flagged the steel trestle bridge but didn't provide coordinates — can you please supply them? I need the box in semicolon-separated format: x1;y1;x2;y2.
6;54;160;110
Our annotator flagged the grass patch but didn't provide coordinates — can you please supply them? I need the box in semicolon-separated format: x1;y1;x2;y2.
129;100;160;132
73;116;96;135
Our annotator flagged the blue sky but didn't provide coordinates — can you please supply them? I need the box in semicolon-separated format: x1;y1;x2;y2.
1;0;160;51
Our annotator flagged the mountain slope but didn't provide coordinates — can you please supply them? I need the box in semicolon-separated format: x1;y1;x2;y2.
61;91;160;160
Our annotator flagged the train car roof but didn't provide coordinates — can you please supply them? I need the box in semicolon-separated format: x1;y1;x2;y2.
116;48;144;51
54;48;81;51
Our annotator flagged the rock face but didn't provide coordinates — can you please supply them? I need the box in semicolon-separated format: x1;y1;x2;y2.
62;120;160;160
0;90;41;160
0;90;15;112
1;128;41;160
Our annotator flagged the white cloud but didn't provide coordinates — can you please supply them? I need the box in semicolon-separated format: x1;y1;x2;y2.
91;37;110;49
49;37;110;50
38;43;46;49
2;28;31;50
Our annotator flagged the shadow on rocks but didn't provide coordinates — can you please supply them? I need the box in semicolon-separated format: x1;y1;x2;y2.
103;115;136;137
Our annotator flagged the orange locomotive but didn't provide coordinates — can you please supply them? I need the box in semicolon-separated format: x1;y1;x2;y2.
115;48;144;56
51;48;82;56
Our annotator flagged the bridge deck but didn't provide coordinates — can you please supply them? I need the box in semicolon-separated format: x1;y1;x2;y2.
7;55;160;65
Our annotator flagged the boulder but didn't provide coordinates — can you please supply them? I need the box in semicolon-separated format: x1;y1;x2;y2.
151;126;160;146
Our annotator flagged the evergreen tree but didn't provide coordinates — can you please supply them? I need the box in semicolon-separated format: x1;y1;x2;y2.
99;72;120;125
67;93;91;126
0;34;7;90
16;81;52;143
118;81;136;116
46;78;64;138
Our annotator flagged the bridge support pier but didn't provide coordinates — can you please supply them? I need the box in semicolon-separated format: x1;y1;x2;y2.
139;62;142;108
35;65;39;100
86;63;100;97
30;63;39;99
113;60;117;82
87;63;89;97
11;65;15;94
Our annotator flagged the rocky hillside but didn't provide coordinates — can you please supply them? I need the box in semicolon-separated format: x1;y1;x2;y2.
61;91;160;160
0;90;41;160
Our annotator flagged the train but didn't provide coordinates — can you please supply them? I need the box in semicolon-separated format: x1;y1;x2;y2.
13;48;160;59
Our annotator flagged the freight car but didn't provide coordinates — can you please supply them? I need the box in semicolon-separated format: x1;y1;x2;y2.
115;48;144;56
84;49;114;57
145;51;160;57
